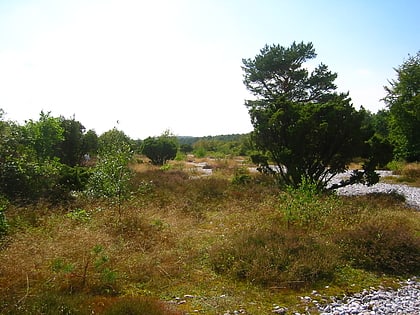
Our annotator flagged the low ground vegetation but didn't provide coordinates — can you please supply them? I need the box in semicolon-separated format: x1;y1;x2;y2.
0;157;419;314
385;162;420;187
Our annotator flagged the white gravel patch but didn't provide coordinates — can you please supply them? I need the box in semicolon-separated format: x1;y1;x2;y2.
330;171;420;210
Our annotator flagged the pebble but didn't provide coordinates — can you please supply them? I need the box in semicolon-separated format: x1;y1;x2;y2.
316;278;420;315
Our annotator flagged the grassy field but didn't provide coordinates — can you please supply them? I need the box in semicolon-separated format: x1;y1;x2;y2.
0;157;419;314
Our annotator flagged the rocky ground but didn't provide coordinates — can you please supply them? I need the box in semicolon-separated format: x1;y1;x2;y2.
332;170;420;210
315;278;420;315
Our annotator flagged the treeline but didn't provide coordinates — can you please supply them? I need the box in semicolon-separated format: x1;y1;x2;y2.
0;101;416;204
0;47;418;204
0;110;249;205
178;134;252;158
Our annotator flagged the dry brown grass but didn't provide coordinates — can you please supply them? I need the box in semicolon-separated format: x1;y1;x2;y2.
1;159;419;314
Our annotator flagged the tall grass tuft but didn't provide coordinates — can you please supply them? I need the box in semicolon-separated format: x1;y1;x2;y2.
210;225;341;288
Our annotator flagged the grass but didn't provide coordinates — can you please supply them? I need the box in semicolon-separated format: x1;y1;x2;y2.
384;161;420;186
0;157;419;314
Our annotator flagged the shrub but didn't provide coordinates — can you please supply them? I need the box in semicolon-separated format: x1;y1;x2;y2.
86;136;133;219
142;135;178;166
231;167;252;185
280;178;339;229
338;214;420;275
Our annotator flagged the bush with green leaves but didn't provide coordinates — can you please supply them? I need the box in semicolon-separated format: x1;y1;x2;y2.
0;111;92;203
383;51;420;162
280;177;339;228
86;128;133;217
142;131;178;165
231;167;252;185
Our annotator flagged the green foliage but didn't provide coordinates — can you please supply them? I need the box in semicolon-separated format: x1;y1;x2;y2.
89;151;132;199
66;208;91;223
193;146;207;158
98;128;132;153
243;42;379;189
179;143;193;154
81;129;98;156
370;109;391;138
24;111;64;162
57;117;85;166
87;128;133;217
281;177;338;228
0;111;92;202
386;160;405;172
242;42;337;102
58;165;91;192
384;51;420;161
364;134;394;169
178;134;251;157
231;167;252;185
142;131;178;165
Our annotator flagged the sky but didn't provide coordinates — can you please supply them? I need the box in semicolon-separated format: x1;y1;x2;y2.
0;0;419;139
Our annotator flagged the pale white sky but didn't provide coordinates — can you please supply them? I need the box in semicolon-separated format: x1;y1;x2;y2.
0;0;419;139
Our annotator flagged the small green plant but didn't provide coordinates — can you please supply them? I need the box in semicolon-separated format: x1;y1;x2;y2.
231;167;252;185
86;129;133;220
51;245;118;294
160;163;172;171
281;177;336;228
193;146;207;158
137;180;154;195
66;208;91;223
386;160;404;173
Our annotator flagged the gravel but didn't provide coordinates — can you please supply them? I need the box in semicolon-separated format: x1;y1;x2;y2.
316;278;420;315
331;170;420;210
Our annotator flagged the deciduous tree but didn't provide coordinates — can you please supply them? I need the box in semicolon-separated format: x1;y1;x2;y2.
383;51;420;161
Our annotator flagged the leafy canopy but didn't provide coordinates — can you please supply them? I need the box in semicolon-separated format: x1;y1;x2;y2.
243;42;380;189
88;128;133;199
383;51;420;162
142;130;178;166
